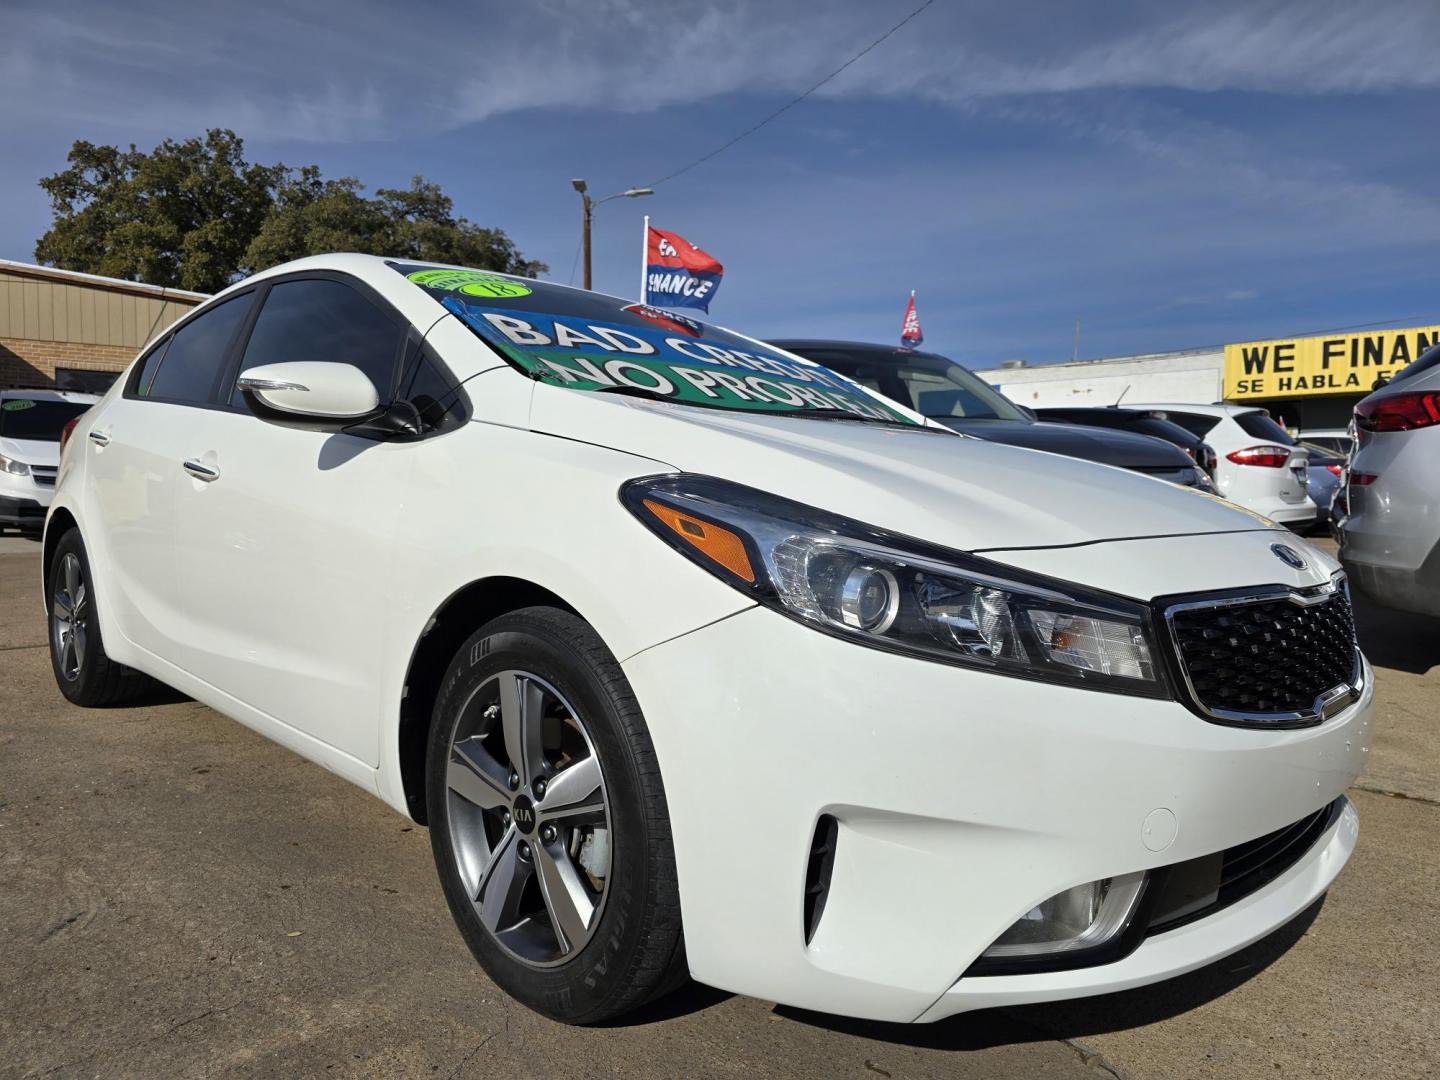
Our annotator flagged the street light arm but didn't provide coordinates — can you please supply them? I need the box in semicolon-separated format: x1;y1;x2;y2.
592;187;655;208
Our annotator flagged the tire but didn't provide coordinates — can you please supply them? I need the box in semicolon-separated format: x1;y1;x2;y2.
47;527;154;706
425;607;686;1024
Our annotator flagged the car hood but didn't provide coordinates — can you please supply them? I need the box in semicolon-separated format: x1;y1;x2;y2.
0;436;59;468
936;418;1191;468
527;388;1271;552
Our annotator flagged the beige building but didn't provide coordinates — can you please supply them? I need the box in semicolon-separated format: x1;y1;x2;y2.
0;259;207;391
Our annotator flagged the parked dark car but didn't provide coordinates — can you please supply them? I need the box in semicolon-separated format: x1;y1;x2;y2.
771;340;1212;489
1035;406;1218;476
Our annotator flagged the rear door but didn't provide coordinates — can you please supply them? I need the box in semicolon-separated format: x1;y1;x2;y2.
169;273;421;766
84;291;255;657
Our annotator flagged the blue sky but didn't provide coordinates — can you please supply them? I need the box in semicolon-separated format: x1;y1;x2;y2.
2;0;1438;367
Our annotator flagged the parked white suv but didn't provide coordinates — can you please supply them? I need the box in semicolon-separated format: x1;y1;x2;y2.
1128;403;1317;528
0;388;100;535
44;256;1369;1026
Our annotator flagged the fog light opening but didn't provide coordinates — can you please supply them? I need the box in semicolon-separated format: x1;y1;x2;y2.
981;872;1147;960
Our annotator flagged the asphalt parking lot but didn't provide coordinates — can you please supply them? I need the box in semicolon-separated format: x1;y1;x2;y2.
1;533;1436;1079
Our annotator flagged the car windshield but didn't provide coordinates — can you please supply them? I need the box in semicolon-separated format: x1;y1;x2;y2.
777;346;1029;422
393;263;920;426
0;398;91;441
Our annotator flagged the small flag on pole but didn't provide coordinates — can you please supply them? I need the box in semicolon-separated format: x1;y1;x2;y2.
645;225;724;312
900;291;923;348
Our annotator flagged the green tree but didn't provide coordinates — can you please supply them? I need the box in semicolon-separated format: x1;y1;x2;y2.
36;131;281;293
36;129;545;292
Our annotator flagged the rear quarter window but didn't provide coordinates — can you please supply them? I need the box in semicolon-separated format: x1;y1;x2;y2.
1389;343;1440;386
1234;411;1296;445
1145;410;1219;439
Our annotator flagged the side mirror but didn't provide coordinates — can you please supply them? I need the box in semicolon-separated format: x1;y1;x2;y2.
237;362;421;437
237;362;379;423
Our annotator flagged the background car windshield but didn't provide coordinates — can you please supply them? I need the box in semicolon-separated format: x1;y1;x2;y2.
0;399;91;441
800;348;1029;421
393;262;918;425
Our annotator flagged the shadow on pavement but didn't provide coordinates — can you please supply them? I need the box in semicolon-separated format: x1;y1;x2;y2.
772;896;1323;1050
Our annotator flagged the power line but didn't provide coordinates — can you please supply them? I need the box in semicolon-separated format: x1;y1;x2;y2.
645;0;937;190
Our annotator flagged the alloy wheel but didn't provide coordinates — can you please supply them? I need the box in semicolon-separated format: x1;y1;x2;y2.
444;670;611;966
51;552;88;682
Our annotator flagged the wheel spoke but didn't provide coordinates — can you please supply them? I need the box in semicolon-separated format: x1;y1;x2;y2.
447;738;513;811
499;671;546;783
534;844;595;954
538;754;605;825
475;826;530;932
59;630;76;677
63;554;80;601
73;582;86;621
72;624;86;671
52;592;72;622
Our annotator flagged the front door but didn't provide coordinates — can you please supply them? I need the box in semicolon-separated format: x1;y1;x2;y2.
170;276;413;766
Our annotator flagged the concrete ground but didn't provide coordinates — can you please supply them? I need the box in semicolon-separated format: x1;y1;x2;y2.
1;535;1436;1079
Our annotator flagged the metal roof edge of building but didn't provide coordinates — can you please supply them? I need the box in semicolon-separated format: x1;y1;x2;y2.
0;258;210;303
974;347;1222;377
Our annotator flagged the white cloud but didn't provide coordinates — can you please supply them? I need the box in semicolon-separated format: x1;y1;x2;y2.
5;0;1438;143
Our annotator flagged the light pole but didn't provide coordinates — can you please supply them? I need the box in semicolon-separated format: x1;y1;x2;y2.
571;179;653;291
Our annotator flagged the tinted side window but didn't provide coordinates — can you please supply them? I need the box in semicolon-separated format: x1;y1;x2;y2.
398;342;467;434
145;295;251;404
1234;411;1295;445
234;279;403;402
1148;411;1219;439
130;337;171;396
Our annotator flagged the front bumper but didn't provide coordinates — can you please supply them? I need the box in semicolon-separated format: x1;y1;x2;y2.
625;604;1372;1023
0;493;47;530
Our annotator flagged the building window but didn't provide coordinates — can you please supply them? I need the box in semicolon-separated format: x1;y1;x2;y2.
54;368;122;394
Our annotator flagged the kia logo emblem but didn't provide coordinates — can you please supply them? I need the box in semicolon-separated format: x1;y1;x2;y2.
1271;543;1308;571
511;795;536;834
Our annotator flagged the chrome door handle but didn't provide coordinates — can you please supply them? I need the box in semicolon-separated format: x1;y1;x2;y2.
181;458;220;482
88;430;111;447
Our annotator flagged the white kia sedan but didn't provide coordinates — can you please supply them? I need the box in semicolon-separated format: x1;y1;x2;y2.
44;255;1371;1025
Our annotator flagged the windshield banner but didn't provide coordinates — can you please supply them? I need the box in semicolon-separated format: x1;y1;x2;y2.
645;226;723;313
443;297;915;422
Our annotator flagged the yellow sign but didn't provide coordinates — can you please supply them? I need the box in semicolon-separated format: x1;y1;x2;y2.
1225;325;1440;400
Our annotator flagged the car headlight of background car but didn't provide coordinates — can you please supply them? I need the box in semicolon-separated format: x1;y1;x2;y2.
623;475;1164;698
0;453;31;476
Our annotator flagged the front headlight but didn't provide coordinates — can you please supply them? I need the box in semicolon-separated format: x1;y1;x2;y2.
623;475;1166;697
0;453;30;476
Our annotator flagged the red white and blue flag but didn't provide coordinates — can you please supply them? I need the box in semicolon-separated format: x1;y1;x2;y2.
901;291;923;348
646;225;723;312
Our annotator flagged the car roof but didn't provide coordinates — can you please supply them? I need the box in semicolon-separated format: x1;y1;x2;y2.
1125;402;1259;416
768;339;954;364
0;388;100;404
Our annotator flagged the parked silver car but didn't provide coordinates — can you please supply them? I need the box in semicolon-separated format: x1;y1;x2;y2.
1340;345;1440;616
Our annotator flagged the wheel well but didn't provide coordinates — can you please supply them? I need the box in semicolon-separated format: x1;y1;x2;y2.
42;508;78;595
398;577;577;824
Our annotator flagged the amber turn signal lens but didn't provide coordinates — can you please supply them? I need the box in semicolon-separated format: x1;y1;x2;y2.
642;499;756;583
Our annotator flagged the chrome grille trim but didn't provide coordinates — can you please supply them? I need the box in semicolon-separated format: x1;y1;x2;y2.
1160;574;1362;729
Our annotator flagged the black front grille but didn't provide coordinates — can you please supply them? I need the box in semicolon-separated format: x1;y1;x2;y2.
1165;585;1358;723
